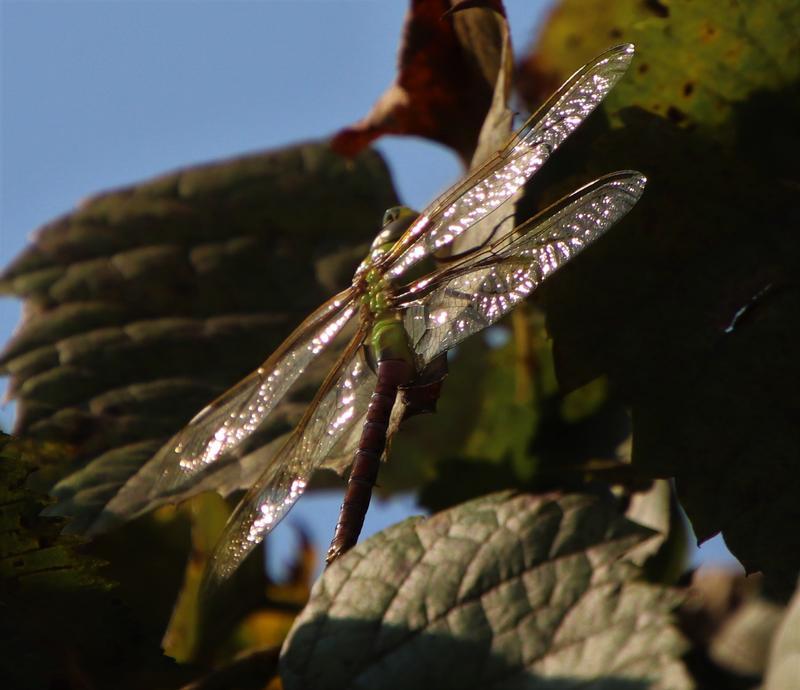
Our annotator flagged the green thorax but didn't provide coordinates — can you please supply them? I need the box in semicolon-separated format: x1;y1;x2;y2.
359;206;419;366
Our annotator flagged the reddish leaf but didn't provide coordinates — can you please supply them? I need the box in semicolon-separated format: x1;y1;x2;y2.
332;0;508;163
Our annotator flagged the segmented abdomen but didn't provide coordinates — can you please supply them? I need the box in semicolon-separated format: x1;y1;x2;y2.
326;358;413;564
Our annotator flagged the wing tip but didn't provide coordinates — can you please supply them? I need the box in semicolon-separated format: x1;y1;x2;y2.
621;170;648;198
609;170;648;205
615;169;647;190
607;43;635;61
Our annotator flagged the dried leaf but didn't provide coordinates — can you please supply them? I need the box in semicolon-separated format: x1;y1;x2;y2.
332;0;508;163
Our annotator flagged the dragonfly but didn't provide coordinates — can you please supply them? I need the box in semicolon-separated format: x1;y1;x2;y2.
97;44;645;589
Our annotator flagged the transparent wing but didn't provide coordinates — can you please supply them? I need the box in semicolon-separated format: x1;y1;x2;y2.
400;172;646;365
203;327;378;588
383;44;635;280
94;289;358;529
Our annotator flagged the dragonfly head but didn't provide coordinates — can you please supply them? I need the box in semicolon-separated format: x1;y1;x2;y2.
356;206;419;278
372;206;418;252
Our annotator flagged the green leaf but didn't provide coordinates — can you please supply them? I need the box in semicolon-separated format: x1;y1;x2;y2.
0;435;191;689
162;492;234;663
0;141;398;527
392;307;637;515
607;0;800;145
281;492;692;690
523;0;800;144
522;0;800;594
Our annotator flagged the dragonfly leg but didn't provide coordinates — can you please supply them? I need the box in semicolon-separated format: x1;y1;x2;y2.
326;358;413;565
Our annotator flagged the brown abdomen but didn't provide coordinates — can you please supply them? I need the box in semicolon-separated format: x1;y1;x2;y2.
326;358;413;565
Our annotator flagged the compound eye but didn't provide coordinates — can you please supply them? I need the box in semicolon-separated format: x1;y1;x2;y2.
379;206;418;245
382;207;403;227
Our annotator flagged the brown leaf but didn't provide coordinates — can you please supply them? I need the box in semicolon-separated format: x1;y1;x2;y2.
332;0;508;163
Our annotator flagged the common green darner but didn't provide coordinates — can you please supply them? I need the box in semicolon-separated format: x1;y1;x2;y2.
96;44;645;588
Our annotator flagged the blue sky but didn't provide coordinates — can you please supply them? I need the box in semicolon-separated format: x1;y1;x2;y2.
1;0;738;576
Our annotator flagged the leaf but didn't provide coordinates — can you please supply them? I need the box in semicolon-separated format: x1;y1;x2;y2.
163;494;314;666
624;478;687;584
520;0;800;144
1;141;398;529
163;493;236;663
332;0;509;163
764;580;800;690
516;0;651;109
518;0;800;593
179;647;282;690
452;0;516;253
389;306;637;515
707;590;784;679
679;569;787;686
615;0;799;145
0;435;191;689
281;492;693;690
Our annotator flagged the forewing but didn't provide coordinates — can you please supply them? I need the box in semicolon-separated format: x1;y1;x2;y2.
401;172;646;365
92;290;357;530
203;329;377;587
384;44;635;280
